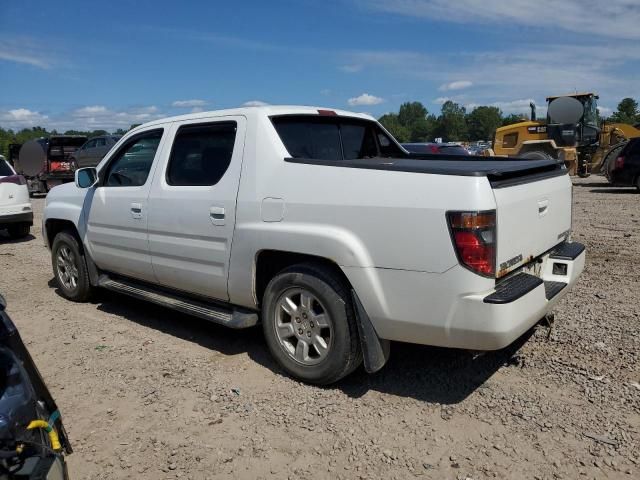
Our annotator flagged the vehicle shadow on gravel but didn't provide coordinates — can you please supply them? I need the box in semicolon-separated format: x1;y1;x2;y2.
589;188;638;194
335;330;534;404
0;231;36;244
50;281;535;405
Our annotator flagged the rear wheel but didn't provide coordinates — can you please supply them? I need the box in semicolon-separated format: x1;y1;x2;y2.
7;223;30;239
261;263;362;384
51;230;93;302
602;142;626;182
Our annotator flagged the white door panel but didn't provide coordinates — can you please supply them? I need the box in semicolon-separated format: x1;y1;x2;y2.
86;128;167;282
147;116;246;300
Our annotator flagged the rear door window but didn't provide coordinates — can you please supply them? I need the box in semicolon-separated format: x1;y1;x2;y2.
626;139;640;155
166;122;237;186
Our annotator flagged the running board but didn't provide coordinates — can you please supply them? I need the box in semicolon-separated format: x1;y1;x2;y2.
97;275;258;329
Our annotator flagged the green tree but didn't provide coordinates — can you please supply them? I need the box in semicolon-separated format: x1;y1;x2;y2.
379;102;435;142
466;106;502;141
378;113;411;142
436;101;468;141
609;97;639;124
501;113;527;126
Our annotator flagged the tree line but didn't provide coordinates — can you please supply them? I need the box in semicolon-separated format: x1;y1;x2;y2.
1;98;639;158
0;125;140;160
379;97;640;143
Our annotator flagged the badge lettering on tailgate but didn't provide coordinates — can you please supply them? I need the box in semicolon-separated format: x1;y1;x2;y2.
500;254;523;272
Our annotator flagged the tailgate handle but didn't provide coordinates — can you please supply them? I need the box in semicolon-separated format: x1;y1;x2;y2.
538;199;549;217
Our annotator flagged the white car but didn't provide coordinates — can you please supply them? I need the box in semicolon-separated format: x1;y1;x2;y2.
43;106;585;384
0;156;33;239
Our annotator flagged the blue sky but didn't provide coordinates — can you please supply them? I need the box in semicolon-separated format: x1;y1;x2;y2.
1;0;639;131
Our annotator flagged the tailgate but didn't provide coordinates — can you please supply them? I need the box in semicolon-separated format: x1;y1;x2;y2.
493;173;572;277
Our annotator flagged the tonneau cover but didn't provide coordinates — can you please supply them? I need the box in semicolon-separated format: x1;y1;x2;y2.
285;156;565;184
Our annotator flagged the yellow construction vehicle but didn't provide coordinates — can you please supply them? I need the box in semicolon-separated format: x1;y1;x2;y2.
492;92;640;176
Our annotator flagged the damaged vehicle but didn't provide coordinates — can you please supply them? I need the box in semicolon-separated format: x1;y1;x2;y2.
15;136;87;195
0;293;71;479
43;106;585;385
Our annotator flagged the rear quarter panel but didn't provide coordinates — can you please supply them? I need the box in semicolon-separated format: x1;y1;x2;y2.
229;113;497;307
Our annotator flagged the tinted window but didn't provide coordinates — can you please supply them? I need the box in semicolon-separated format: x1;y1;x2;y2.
95;138;106;147
104;130;163;187
84;139;97;150
272;116;403;160
274;119;341;160
167;122;237;186
503;133;519;148
0;160;14;176
341;123;377;159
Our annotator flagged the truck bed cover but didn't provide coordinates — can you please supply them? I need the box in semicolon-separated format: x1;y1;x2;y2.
285;156;566;188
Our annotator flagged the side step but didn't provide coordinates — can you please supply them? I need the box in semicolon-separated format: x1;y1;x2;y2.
544;281;566;301
97;275;258;329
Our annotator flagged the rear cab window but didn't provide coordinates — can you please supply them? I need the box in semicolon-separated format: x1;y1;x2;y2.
271;115;404;161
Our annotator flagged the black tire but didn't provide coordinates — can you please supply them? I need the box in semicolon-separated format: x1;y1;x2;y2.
602;142;626;182
636;176;640;193
261;263;362;385
51;230;93;302
520;150;554;160
7;223;30;239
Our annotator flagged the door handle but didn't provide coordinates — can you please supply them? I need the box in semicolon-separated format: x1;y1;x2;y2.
131;203;143;219
209;206;225;226
538;199;549;217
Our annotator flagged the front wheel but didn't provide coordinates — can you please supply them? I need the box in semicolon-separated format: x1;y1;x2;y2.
51;230;93;302
261;263;362;385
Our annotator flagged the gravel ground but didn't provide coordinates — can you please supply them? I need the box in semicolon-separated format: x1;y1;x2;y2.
0;176;638;479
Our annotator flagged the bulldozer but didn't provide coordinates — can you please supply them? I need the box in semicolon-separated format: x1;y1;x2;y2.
492;92;640;176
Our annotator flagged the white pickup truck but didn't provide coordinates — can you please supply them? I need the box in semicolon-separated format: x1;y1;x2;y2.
43;106;585;384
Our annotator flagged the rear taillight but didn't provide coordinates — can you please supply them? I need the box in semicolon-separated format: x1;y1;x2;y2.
0;175;26;185
430;145;440;154
447;211;496;277
614;156;625;169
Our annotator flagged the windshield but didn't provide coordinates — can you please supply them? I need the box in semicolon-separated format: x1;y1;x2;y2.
582;97;598;126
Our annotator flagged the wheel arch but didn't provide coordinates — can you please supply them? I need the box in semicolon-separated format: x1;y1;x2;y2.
254;250;350;307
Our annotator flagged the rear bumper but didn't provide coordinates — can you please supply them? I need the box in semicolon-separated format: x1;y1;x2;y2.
344;241;585;351
0;212;34;226
0;205;33;227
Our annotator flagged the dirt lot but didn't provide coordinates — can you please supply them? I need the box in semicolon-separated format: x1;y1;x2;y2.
0;176;638;479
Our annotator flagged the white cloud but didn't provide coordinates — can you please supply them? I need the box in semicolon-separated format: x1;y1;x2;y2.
433;97;450;105
348;93;385;106
598;106;613;117
0;109;49;127
361;0;640;40
0;38;53;69
439;80;473;91
171;99;208;108
242;100;269;107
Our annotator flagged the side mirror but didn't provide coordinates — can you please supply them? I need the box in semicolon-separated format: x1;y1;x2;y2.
75;167;98;189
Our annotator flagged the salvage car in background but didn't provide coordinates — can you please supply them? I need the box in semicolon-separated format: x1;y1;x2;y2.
0;158;32;239
0;293;71;479
72;135;121;169
402;142;470;155
14;136;87;195
606;137;640;191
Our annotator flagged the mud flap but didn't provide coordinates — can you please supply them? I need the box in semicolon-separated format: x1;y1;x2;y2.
351;290;390;373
